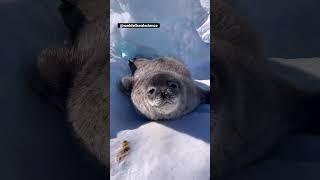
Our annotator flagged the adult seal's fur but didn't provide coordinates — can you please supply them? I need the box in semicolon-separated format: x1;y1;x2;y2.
31;0;108;168
121;57;209;120
213;0;320;177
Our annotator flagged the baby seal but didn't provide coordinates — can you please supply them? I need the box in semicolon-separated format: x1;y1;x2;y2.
31;0;108;169
213;0;320;177
121;57;209;120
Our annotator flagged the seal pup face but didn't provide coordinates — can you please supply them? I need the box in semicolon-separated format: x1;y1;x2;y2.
144;73;182;117
120;57;210;120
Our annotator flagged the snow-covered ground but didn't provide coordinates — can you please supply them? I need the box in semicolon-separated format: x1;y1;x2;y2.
110;0;210;179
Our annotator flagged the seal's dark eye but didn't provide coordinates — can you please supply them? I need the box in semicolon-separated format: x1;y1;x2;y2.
168;81;178;89
148;88;155;94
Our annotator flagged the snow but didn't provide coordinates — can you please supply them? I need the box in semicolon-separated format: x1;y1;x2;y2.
197;15;210;44
110;0;210;179
197;0;210;43
110;121;210;180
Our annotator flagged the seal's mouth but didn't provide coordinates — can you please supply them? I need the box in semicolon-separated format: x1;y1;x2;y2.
148;95;180;114
150;97;177;107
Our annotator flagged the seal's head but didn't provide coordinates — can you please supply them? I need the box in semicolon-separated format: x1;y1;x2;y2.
120;57;209;120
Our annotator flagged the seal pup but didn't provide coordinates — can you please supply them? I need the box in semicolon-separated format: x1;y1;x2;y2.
120;57;209;120
213;0;320;177
31;0;109;168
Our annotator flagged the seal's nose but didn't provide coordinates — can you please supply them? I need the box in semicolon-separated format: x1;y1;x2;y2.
160;89;171;99
160;91;166;99
148;86;172;99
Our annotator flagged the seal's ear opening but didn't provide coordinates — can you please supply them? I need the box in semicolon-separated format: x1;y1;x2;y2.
120;76;133;95
199;88;210;104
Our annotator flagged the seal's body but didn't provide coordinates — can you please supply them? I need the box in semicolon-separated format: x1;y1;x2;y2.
213;0;320;177
121;58;209;120
32;0;108;167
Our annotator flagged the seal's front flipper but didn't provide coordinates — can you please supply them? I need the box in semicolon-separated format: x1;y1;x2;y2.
128;59;137;75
